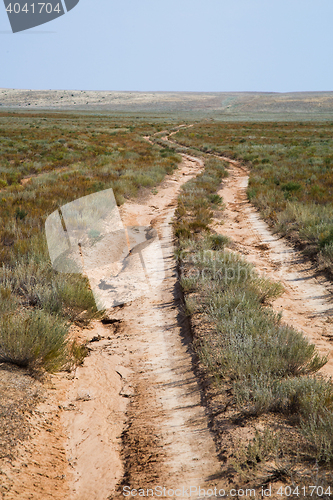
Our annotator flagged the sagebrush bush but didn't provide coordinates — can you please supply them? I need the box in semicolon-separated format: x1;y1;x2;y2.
0;310;69;372
301;410;333;464
0;257;97;318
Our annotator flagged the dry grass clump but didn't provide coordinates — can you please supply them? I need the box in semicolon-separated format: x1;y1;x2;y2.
0;310;69;372
0;255;95;315
174;157;228;238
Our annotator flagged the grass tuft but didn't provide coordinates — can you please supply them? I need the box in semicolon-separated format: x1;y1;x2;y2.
0;310;69;372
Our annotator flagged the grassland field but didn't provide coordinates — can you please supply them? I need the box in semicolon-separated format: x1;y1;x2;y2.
168;120;333;489
1;111;333;493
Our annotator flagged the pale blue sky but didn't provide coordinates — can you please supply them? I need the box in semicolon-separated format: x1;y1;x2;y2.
1;0;333;92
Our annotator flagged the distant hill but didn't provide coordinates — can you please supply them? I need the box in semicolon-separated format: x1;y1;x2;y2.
1;89;333;120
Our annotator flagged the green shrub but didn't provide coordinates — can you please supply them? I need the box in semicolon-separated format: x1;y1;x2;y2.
208;193;223;206
274;377;333;464
281;182;302;193
209;234;230;250
320;228;333;249
249;275;284;304
301;410;333;464
0;310;69;372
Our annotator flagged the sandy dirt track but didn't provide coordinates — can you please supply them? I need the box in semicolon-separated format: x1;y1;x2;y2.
63;152;230;499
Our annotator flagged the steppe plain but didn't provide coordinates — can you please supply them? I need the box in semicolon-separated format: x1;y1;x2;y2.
1;90;333;499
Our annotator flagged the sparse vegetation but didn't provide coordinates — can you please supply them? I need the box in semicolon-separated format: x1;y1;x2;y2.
174;157;228;238
0;112;185;484
2;110;333;491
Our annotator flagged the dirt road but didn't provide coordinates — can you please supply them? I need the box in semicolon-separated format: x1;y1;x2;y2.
2;149;230;499
3;128;333;499
63;152;230;499
59;133;333;496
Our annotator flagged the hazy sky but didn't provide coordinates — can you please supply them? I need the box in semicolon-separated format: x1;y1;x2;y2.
1;0;333;92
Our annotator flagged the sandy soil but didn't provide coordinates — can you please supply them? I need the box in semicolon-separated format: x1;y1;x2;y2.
2;150;230;499
0;373;71;500
63;152;231;499
112;156;227;496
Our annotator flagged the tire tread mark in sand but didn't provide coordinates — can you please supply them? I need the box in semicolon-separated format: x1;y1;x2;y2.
113;381;166;498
